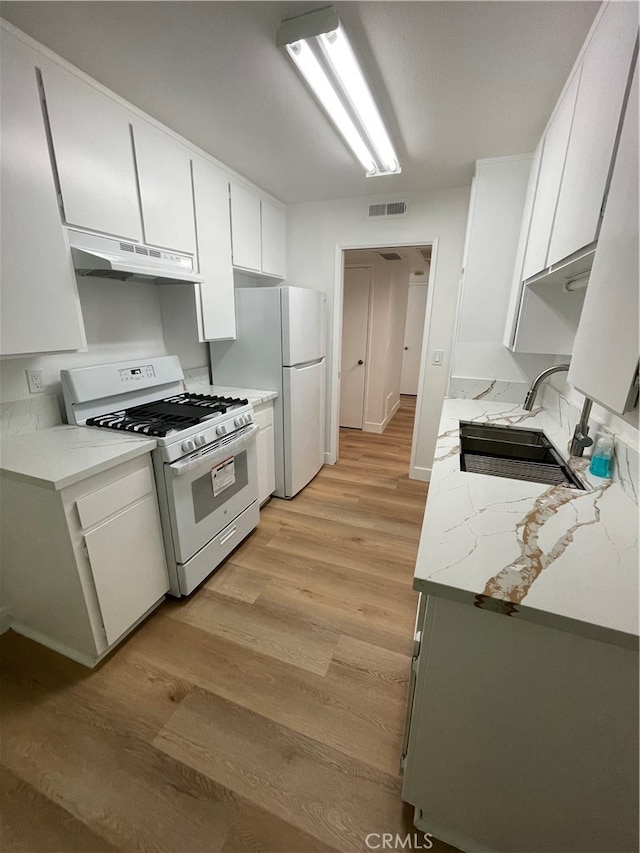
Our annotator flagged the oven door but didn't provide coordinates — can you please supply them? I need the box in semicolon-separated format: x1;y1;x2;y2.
162;425;258;564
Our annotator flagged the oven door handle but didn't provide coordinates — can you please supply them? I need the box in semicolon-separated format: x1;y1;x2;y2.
169;424;258;477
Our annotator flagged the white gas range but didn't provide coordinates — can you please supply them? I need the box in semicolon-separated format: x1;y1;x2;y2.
61;355;259;596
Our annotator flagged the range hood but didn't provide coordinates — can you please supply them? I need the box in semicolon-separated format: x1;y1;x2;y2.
68;230;203;283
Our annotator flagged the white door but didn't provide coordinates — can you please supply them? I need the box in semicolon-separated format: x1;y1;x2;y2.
400;285;429;395
340;267;371;429
283;359;326;497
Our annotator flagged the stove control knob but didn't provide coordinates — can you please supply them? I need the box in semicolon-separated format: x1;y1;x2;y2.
182;438;196;453
194;434;206;447
216;425;227;436
234;416;244;427
244;413;252;423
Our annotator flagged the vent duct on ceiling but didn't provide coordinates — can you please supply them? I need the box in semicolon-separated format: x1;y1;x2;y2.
378;251;403;261
366;201;408;220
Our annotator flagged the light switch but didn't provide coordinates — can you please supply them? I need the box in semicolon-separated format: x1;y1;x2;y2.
432;350;444;366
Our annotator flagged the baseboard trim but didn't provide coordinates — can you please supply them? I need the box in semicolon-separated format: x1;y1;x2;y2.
410;465;431;482
0;606;11;635
363;399;402;435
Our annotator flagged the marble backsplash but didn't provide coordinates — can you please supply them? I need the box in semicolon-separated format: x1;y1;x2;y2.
0;365;212;439
182;366;212;390
0;393;63;437
540;383;638;506
448;377;529;404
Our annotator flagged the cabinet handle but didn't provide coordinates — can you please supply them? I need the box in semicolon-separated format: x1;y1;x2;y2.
357;360;364;365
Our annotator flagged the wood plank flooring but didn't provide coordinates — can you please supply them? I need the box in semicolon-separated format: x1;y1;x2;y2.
0;397;460;853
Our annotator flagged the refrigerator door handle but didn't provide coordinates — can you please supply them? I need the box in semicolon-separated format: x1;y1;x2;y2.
289;357;325;370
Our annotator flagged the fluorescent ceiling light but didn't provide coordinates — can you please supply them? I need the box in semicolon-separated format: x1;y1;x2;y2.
318;25;399;174
278;7;400;177
286;41;377;173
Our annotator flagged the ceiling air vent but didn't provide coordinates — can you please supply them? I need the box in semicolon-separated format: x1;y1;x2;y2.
366;200;408;220
378;251;403;261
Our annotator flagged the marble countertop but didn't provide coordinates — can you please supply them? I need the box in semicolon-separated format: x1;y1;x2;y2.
414;399;639;648
0;426;157;492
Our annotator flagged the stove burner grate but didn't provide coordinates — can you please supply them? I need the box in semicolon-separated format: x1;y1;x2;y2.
85;393;250;437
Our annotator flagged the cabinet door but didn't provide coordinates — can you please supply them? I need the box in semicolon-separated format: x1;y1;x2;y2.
132;121;196;254
521;71;579;281
548;3;638;266
192;156;236;340
84;493;168;646
229;183;261;272
0;29;86;355
567;58;638;414
261;199;286;278
41;61;142;242
254;403;276;504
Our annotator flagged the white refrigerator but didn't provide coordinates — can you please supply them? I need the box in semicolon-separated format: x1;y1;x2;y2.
211;286;326;499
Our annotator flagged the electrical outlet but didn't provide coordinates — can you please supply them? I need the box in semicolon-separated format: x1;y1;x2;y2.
26;369;45;394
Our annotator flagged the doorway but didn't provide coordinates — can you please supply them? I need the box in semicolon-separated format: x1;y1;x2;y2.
340;266;371;429
336;243;434;474
400;283;430;396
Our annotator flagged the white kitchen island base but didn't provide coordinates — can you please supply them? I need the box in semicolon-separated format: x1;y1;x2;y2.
402;594;638;853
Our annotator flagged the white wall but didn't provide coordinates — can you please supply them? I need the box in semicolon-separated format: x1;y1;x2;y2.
344;251;410;431
286;188;471;478
451;156;555;389
0;276;208;409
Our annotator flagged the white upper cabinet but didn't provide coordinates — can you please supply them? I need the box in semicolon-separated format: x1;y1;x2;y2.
0;28;86;355
192;155;236;340
229;183;286;278
261;199;287;278
548;2;638;267
568;57;639;415
521;72;579;281
41;60;142;242
131;121;197;255
504;2;638;356
229;182;262;272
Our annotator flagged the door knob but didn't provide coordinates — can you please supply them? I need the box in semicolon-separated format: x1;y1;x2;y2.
357;360;364;365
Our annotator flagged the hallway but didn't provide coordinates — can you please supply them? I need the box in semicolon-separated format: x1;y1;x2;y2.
0;397;455;852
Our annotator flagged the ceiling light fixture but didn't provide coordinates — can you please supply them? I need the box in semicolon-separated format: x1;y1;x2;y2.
277;6;400;177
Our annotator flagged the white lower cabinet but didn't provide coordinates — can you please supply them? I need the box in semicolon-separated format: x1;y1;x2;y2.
254;401;276;505
402;595;638;853
0;455;169;666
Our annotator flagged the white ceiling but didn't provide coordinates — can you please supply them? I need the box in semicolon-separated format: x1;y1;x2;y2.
1;1;600;204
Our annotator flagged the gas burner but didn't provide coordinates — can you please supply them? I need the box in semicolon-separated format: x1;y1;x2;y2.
85;393;250;437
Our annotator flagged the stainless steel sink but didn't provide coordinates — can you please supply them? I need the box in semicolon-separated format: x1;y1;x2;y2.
459;421;585;489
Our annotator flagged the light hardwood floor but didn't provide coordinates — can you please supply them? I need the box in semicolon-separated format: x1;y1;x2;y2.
0;396;459;853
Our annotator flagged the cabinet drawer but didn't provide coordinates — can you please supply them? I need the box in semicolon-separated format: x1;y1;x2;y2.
76;466;154;530
253;403;274;430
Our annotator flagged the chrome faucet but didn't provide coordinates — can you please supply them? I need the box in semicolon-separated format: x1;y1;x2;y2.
569;397;594;457
523;364;594;457
522;364;570;410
